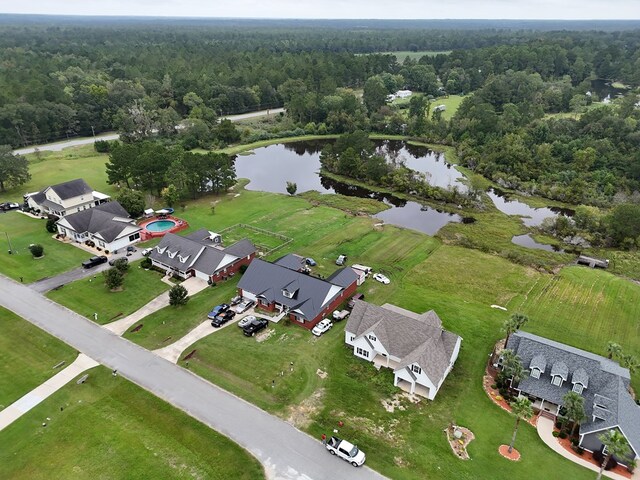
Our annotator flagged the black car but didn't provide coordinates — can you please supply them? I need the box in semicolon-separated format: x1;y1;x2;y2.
211;310;236;328
242;317;269;337
108;257;129;266
82;255;108;269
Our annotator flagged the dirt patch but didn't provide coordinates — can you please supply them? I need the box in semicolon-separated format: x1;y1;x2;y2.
316;369;328;379
331;410;401;443
445;424;475;460
256;328;276;343
498;444;521;461
287;388;325;429
381;392;421;412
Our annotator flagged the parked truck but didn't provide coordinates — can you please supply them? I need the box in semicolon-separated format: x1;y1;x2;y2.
325;436;366;467
332;310;350;321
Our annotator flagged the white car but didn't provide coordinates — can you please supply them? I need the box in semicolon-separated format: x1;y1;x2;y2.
373;273;390;284
312;318;333;336
235;299;255;314
238;315;256;328
141;248;153;256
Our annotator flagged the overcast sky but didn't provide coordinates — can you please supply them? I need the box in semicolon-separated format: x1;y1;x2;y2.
3;0;640;20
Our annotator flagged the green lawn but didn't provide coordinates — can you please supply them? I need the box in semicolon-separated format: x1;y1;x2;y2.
0;213;90;283
0;145;114;204
0;367;264;480
47;260;170;324
123;281;239;350
0;308;77;407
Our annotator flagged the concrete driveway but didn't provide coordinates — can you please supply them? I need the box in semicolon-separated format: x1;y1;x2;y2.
0;275;386;480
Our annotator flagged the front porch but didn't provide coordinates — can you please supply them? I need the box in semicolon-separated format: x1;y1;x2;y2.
519;393;560;418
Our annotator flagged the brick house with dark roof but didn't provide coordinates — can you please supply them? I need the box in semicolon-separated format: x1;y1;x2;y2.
345;300;461;400
149;228;256;283
503;331;640;466
237;257;358;329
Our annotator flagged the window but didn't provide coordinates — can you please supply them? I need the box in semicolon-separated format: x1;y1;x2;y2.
552;376;562;386
411;365;422;375
356;347;369;358
349;335;355;342
368;334;377;342
129;233;139;242
573;383;584;394
530;368;540;379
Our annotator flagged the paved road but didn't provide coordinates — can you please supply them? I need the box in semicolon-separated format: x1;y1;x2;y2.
30;250;144;293
0;275;386;480
13;108;286;155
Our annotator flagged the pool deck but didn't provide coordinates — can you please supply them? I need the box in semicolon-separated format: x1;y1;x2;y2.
139;215;189;240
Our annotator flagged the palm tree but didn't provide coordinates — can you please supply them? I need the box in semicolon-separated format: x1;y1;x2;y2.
503;313;530;347
606;341;623;360
621;354;639;374
508;396;534;454
596;429;631;480
501;349;528;388
562;391;586;437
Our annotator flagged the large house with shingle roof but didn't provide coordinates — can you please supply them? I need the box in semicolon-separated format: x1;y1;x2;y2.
149;228;256;283
345;300;462;400
237;257;358;329
504;331;640;466
56;201;141;252
26;178;110;217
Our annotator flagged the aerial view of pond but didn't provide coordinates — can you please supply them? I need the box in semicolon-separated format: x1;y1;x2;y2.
511;234;564;252
234;140;466;235
488;188;574;228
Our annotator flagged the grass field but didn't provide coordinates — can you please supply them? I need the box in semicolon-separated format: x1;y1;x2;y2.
0;308;77;407
0;145;114;204
47;260;170;324
0;367;264;480
122;281;239;350
0;213;91;283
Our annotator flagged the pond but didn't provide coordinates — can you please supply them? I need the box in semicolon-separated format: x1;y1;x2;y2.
590;79;629;101
487;188;574;228
234;140;466;235
511;234;564;253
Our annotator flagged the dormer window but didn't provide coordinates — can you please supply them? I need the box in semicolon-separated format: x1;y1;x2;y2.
411;365;422;375
368;334;376;342
282;289;295;299
552;375;563;387
572;383;584;394
530;368;541;379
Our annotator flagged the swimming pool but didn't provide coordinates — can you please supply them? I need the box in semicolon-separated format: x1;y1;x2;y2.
145;220;177;232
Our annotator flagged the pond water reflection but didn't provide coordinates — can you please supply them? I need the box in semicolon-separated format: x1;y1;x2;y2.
487;188;574;227
234;141;464;235
511;234;564;252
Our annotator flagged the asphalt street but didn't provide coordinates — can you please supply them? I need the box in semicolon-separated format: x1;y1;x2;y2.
0;275;387;480
12;108;285;155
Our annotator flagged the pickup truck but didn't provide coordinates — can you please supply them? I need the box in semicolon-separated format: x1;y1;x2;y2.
332;310;349;321
326;436;366;467
82;255;108;269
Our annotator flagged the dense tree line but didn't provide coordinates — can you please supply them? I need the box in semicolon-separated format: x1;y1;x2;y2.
105;141;235;202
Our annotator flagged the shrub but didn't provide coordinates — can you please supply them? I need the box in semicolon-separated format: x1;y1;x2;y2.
45;218;58;233
104;250;110;255
239;264;248;274
169;284;189;306
96;247;102;251
94;139;115;153
141;257;152;269
113;258;130;274
103;268;124;291
29;244;44;258
558;432;567;439
552;431;560;438
491;384;497;389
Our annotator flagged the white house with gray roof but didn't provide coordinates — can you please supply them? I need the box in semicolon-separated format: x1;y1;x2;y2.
56;201;141;252
149;228;256;283
345;300;461;400
504;331;640;466
26;178;110;217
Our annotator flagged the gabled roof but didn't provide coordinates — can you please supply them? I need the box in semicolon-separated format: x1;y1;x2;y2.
149;231;255;275
530;354;547;372
274;253;306;272
346;301;460;386
57;201;139;243
46;178;93;200
238;258;354;321
506;331;640;457
326;268;359;289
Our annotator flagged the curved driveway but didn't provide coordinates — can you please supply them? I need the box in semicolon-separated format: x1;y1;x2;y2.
0;275;386;480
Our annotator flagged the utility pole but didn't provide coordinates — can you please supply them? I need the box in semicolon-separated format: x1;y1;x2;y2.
3;231;13;254
91;125;96;139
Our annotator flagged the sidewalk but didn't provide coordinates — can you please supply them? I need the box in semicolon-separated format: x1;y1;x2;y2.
104;276;208;335
537;416;637;480
0;354;98;431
